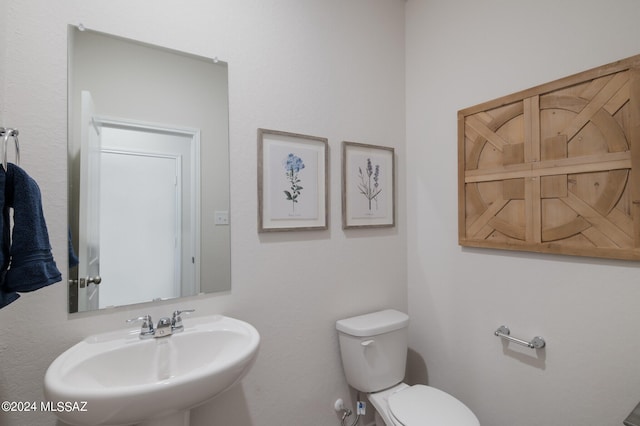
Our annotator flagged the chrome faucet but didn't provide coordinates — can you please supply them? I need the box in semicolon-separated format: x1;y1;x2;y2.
171;309;195;333
126;314;155;339
127;309;195;339
155;316;173;337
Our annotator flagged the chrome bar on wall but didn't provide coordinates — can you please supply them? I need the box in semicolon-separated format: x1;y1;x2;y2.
0;127;20;169
494;325;546;349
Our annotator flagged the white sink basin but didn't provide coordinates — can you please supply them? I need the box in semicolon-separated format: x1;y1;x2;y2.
44;314;260;426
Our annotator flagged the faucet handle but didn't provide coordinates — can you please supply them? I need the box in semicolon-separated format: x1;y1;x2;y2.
126;314;154;339
171;309;195;332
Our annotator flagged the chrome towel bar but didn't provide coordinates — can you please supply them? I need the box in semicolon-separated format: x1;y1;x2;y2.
494;325;546;349
0;127;20;169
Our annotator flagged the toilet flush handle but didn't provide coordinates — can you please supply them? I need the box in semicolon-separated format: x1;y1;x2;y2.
361;339;375;347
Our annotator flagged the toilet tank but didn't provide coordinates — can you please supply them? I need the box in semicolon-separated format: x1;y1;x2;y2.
336;309;409;393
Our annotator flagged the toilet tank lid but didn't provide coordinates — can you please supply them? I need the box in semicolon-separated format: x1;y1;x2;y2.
336;309;409;337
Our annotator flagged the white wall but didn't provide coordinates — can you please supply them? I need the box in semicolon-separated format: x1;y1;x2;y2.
406;1;640;425
0;1;406;425
0;1;6;126
14;1;640;425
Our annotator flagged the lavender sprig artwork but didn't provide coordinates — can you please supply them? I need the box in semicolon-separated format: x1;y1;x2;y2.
283;153;305;212
343;142;393;228
357;158;381;211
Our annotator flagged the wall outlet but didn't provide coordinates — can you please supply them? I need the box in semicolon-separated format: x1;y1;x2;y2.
214;210;229;225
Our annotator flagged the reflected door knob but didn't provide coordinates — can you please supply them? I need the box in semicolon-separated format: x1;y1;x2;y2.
79;276;102;288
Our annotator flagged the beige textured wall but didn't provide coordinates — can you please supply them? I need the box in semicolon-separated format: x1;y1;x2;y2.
406;1;640;425
0;1;406;425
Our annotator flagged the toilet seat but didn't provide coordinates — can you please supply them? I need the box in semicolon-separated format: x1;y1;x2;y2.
387;385;479;426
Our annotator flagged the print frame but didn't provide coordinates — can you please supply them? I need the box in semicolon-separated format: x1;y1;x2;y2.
342;141;395;229
258;128;329;232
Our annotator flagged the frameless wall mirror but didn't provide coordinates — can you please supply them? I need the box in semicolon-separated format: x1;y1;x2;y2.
68;26;231;313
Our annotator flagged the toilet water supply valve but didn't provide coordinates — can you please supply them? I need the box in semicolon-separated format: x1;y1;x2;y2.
334;398;365;426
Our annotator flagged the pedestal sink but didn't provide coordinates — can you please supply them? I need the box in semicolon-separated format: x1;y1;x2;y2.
44;314;260;426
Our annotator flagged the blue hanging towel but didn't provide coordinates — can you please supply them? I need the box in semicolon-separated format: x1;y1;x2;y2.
0;166;17;308
0;290;19;308
1;163;61;301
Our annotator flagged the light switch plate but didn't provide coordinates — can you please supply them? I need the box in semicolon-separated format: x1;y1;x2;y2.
214;210;229;225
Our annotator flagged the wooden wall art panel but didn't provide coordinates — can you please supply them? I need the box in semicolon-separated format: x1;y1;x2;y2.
458;54;640;260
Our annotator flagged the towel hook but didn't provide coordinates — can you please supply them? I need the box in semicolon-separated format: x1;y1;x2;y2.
1;128;20;170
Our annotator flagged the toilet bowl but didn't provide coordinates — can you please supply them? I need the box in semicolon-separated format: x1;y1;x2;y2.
368;383;479;426
336;309;479;426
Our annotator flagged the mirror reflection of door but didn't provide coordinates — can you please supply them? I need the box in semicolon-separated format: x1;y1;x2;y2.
79;112;200;309
69;27;230;313
100;149;180;308
100;123;199;308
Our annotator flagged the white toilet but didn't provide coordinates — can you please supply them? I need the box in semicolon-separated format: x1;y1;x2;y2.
336;309;480;426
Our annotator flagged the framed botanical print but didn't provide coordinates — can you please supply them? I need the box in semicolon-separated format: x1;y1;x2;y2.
258;128;328;232
342;141;395;229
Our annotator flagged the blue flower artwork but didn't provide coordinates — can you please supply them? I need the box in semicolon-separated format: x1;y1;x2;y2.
283;153;305;212
259;130;327;231
268;144;319;220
